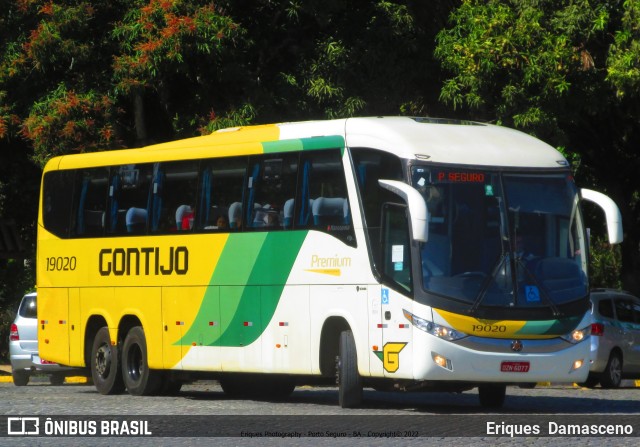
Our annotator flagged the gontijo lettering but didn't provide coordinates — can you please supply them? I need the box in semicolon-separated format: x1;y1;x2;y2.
99;246;188;276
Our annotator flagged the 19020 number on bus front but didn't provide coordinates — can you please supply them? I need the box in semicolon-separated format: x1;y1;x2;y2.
46;256;77;271
472;324;507;333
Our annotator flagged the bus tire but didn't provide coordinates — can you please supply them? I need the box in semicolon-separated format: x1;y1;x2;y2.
478;384;506;408
121;326;162;396
91;327;125;395
337;330;362;408
600;352;622;389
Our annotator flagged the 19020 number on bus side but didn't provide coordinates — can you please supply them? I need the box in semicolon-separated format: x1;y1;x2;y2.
46;256;77;271
472;324;507;333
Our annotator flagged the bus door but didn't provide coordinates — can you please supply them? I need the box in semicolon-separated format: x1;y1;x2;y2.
379;203;414;378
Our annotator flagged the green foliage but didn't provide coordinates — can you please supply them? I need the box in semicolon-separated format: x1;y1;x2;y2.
22;84;118;167
589;236;623;290
111;0;244;94
201;103;257;133
435;0;611;138
607;0;640;97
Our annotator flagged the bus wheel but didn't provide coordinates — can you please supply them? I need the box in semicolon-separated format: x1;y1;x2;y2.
121;326;161;396
91;327;125;395
337;330;362;408
478;384;506;408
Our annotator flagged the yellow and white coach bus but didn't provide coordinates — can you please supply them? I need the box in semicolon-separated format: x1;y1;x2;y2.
37;117;623;407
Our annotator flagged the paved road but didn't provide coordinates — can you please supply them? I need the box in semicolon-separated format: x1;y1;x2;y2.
1;380;638;446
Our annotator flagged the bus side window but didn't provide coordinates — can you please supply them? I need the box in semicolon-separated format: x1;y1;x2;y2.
72;168;110;238
107;164;154;235
350;148;403;259
43;170;77;238
298;149;355;246
246;154;298;230
381;203;413;294
150;160;198;233
197;157;247;231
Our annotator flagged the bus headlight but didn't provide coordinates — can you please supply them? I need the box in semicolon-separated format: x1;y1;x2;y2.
561;325;591;344
403;309;467;341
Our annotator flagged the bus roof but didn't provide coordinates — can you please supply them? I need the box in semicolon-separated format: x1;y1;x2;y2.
48;117;567;171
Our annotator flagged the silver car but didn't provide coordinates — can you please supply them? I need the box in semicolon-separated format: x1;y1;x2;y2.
581;289;640;388
9;292;74;386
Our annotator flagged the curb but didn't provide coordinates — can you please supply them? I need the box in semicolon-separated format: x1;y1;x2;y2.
0;375;88;384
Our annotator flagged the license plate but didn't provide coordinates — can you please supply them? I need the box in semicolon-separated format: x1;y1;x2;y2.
500;361;530;372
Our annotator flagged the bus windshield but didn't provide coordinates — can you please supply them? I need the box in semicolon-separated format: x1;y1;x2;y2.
411;166;587;310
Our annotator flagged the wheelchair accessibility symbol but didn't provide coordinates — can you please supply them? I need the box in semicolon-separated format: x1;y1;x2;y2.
381;289;389;305
525;285;540;302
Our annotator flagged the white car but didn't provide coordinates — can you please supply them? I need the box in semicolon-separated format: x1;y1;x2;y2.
9;292;75;385
580;289;640;388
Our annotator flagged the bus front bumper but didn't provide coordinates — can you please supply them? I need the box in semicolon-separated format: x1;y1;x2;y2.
412;334;591;383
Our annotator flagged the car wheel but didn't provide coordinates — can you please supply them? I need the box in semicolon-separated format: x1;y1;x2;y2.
12;370;29;386
91;327;125;395
600;352;622;389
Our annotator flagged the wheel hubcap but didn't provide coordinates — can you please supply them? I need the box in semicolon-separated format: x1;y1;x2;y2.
127;344;143;382
95;344;111;377
610;358;621;383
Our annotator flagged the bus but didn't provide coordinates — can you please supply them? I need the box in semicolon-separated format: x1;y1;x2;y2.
37;117;623;407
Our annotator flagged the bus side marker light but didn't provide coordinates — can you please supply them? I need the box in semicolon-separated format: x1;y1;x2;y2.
276;344;281;348
279;322;288;326
59;320;66;324
243;322;253;327
209;321;217;326
377;324;387;329
192;342;197;346
44;339;49;344
372;345;379;351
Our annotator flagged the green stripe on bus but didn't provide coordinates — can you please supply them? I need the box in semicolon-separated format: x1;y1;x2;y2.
176;231;308;347
515;316;581;336
262;136;345;154
300;135;345;150
262;139;303;153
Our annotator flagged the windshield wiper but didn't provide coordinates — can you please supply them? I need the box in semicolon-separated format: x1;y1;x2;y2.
469;255;563;317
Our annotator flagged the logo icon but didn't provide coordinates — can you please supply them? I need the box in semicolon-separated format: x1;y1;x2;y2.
373;342;407;373
510;340;523;352
7;417;40;435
